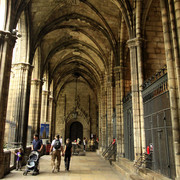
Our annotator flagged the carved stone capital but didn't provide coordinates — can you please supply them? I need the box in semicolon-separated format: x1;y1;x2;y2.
42;90;49;96
114;66;124;73
12;63;33;72
127;37;145;48
31;79;42;86
49;95;54;102
0;30;17;47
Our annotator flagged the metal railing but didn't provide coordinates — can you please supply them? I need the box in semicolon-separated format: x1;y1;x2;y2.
102;142;117;161
134;153;152;170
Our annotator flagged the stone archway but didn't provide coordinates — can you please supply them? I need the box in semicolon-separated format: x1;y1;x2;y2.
70;121;83;142
65;107;90;141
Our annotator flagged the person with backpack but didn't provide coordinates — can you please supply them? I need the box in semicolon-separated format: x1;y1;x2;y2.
50;135;64;173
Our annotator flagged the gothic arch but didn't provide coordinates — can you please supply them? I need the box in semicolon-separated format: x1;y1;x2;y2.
65;107;90;140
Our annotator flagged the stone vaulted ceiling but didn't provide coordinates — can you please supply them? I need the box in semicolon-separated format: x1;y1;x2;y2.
28;0;133;96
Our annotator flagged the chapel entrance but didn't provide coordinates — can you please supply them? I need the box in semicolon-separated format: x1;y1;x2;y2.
70;121;83;142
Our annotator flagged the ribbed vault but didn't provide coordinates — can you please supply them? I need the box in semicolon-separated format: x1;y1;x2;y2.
28;0;126;101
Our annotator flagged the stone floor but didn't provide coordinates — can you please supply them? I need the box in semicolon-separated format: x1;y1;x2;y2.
3;152;126;180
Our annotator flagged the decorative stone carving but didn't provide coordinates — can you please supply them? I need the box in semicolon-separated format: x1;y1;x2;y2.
65;107;89;124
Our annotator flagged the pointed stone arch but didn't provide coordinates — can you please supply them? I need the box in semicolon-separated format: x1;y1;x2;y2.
65;107;90;140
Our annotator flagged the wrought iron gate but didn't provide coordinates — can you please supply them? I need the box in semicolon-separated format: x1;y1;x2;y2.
143;74;175;179
123;94;134;161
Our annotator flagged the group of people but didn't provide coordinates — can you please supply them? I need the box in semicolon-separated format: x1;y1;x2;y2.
49;134;72;173
32;133;72;173
73;137;99;152
14;133;72;174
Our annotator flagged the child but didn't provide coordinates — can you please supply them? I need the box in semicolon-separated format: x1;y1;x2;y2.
14;148;23;170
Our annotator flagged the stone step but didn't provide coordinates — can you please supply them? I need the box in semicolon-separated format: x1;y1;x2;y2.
113;159;171;180
112;161;131;178
130;174;145;180
117;157;137;174
112;161;144;180
138;168;172;180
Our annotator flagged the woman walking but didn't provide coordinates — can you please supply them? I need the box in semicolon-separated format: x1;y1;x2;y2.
64;138;72;171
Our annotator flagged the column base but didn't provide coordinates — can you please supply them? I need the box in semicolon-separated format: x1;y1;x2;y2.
0;152;5;178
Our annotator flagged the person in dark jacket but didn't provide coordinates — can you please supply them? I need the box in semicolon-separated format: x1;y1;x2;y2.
31;133;43;173
63;138;72;171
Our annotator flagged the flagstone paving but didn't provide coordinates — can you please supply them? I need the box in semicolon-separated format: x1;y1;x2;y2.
3;152;126;180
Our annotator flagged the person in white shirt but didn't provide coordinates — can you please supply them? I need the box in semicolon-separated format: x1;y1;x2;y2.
49;135;64;173
60;136;63;145
83;137;86;151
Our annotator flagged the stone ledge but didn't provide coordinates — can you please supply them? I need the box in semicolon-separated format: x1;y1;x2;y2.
138;168;172;180
112;160;144;180
112;158;172;180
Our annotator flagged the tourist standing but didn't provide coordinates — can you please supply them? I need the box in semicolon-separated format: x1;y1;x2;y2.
83;137;86;152
13;148;23;170
64;138;72;171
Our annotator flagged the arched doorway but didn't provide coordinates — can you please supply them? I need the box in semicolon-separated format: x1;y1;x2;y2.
70;121;83;142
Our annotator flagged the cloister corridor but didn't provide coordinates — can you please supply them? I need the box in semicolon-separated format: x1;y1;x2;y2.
3;152;126;180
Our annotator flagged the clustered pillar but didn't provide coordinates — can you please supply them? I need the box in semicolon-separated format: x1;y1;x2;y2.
28;79;42;142
0;31;16;178
114;66;124;158
107;76;114;145
127;38;145;160
40;90;49;124
160;0;180;177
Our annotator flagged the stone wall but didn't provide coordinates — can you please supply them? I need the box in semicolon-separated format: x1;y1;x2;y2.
144;0;166;80
55;80;98;141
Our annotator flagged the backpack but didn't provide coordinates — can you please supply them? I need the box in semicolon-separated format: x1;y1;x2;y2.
54;139;61;149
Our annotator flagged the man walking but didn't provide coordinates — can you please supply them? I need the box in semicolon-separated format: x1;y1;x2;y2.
32;133;43;152
31;133;43;174
50;135;64;173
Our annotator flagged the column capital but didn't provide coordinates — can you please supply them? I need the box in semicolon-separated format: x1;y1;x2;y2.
42;90;49;96
31;79;42;86
0;30;17;47
114;66;124;73
12;62;33;71
127;37;145;48
49;96;53;99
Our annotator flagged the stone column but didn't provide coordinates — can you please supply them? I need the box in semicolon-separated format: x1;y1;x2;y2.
136;39;146;154
28;79;42;142
107;75;113;145
48;94;53;140
40;90;49;124
11;63;33;150
160;0;180;178
0;31;16;178
127;38;143;160
40;90;49;139
100;78;107;150
50;100;56;142
114;66;124;158
98;92;102;149
174;0;180;59
136;0;146;155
